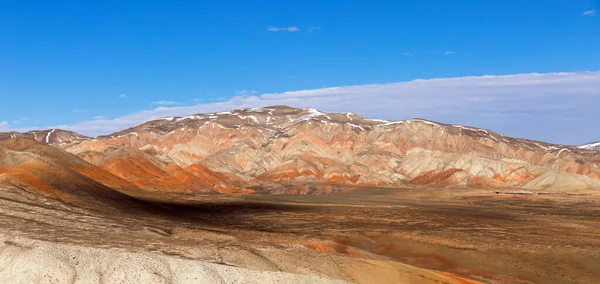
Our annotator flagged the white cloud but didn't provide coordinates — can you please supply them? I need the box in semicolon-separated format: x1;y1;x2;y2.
92;116;105;120
119;94;127;98
74;109;88;113
443;51;454;55
582;10;596;16
0;121;11;132
151;101;183;106
18;72;600;145
236;90;258;96
10;116;30;125
267;26;300;32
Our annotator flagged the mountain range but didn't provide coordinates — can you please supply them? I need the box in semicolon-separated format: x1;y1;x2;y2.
1;105;599;197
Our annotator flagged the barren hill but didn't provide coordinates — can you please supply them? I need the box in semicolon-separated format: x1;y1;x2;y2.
0;138;142;209
33;105;600;193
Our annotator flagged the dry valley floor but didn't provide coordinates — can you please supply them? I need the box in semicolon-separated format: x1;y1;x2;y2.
1;185;599;283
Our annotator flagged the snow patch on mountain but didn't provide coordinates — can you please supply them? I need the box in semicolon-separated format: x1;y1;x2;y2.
579;141;600;151
45;129;56;144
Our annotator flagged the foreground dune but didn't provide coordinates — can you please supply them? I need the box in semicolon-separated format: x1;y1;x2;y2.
0;235;348;284
0;234;483;284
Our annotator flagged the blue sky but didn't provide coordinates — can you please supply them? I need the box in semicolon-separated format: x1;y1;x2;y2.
0;0;598;144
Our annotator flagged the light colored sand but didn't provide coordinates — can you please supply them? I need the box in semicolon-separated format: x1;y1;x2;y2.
0;235;348;284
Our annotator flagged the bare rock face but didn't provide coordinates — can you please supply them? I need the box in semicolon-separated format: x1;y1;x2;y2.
3;106;600;193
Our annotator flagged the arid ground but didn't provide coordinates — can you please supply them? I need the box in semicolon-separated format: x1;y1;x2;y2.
1;185;599;284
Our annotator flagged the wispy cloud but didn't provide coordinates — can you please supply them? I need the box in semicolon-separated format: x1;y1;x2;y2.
236;90;258;96
582;10;596;16
308;26;321;32
92;116;105;120
18;72;600;145
8;116;30;125
73;109;88;113
119;94;127;98
443;51;454;56
0;121;11;132
267;26;300;32
151;101;184;106
401;52;415;56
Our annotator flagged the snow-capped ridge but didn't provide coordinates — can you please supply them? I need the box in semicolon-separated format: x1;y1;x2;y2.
579;141;600;151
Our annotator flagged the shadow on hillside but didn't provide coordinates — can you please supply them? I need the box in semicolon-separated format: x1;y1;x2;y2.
147;200;310;215
122;199;316;231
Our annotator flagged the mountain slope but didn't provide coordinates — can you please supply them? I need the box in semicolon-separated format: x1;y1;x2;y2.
61;106;600;192
76;147;249;194
0;139;142;208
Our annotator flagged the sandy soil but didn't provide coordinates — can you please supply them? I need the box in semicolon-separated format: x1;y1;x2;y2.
1;185;599;283
0;235;348;284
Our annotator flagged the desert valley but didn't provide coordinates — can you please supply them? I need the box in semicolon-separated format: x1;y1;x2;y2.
1;106;599;283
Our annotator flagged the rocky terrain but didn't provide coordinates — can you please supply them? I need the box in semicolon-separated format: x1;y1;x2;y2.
4;105;596;194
